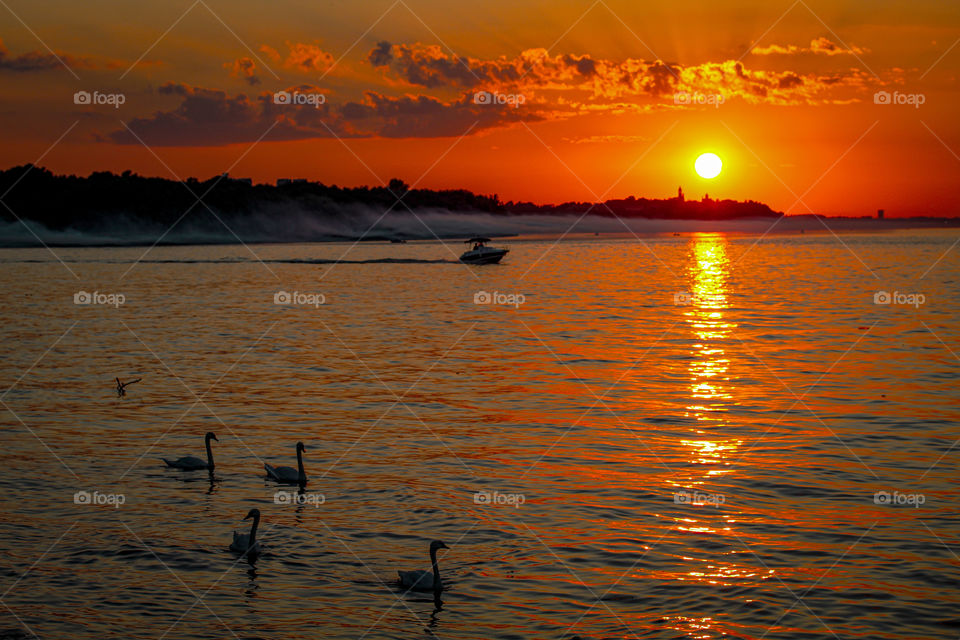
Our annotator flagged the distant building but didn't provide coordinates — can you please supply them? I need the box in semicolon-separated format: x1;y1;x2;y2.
277;178;307;186
222;172;252;185
877;209;885;219
677;186;684;202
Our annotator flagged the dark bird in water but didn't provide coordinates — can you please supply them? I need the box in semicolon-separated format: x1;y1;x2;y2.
264;441;308;487
398;540;450;592
230;508;261;556
116;377;141;396
162;432;218;470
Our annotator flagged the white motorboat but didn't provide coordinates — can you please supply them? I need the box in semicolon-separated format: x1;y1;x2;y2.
459;237;508;264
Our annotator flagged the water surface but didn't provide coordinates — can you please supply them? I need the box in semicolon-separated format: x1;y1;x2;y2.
0;230;957;639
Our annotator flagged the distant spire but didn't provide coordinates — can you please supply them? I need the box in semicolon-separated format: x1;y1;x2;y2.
677;186;684;202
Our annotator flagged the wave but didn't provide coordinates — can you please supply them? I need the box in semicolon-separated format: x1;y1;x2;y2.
0;257;461;264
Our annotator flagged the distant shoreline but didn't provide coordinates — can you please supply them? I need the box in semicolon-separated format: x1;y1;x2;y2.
0;165;955;248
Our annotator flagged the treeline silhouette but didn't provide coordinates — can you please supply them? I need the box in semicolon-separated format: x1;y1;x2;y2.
0;165;781;233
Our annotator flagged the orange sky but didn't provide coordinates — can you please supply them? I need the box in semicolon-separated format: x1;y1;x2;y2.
1;0;959;215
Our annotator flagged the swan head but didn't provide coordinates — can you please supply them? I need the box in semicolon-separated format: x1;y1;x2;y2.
296;441;306;453
244;508;260;521
430;540;449;552
205;432;219;443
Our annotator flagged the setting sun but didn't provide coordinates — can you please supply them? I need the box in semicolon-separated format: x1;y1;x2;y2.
695;153;723;179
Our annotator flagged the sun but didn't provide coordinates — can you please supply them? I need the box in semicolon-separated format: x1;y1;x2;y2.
695;153;722;179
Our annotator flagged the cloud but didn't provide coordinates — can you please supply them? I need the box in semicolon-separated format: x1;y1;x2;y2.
0;37;143;72
368;43;591;89
562;134;650;144
262;41;335;72
225;57;260;85
752;37;868;56
341;91;534;138
103;83;320;146
368;41;393;67
367;42;869;107
99;38;881;147
102;82;537;146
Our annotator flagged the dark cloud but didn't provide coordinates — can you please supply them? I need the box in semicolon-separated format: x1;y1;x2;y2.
778;73;803;89
0;37;148;72
343;91;535;138
104;83;323;146
102;82;537;146
368;41;393;67
563;54;596;76
0;43;60;71
371;43;683;97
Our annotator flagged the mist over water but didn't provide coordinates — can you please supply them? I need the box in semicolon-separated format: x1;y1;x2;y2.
0;231;957;640
0;205;923;247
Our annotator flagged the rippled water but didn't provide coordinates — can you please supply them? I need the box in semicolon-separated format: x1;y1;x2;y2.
0;230;958;640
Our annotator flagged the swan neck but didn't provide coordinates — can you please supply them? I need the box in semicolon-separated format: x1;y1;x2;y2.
296;447;305;482
248;514;260;544
430;547;442;589
205;438;215;468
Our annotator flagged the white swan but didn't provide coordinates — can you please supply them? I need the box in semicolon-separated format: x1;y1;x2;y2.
162;432;218;470
264;441;307;486
398;540;449;592
230;508;261;555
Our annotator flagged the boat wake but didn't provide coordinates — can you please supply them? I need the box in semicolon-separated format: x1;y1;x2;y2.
0;257;463;265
